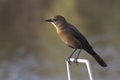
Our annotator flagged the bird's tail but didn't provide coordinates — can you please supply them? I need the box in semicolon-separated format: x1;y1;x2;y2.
87;49;107;67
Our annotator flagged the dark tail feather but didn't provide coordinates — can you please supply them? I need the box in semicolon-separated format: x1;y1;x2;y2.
87;49;107;67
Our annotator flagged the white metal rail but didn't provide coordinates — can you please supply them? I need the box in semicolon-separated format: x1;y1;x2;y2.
66;58;94;80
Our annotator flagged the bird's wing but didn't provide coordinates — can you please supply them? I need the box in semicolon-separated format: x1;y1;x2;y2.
67;23;92;50
67;24;107;67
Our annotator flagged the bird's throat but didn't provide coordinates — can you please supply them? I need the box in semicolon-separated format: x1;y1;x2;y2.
51;22;58;29
51;22;62;34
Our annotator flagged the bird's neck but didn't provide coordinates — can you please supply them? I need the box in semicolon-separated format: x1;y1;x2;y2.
51;22;58;29
51;22;67;29
51;22;66;34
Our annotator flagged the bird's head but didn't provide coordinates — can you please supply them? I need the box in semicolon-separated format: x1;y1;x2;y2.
45;15;67;28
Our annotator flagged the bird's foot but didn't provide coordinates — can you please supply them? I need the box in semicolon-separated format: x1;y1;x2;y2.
67;57;71;65
74;58;78;64
67;57;78;65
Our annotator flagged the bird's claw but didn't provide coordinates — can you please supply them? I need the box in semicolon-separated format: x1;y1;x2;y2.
67;57;71;65
74;58;78;64
67;57;78;65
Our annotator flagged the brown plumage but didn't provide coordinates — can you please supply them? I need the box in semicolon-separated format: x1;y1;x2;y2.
45;15;107;67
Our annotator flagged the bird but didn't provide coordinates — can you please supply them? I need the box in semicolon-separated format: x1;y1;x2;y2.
45;15;107;67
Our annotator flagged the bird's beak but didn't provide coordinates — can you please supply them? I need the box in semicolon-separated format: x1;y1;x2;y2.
45;19;53;22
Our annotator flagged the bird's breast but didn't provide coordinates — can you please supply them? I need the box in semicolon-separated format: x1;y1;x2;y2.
57;29;82;48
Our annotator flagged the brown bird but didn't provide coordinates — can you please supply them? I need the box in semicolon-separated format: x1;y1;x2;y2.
45;15;107;67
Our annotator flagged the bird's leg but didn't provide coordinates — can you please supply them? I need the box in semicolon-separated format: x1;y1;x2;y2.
67;49;77;64
74;49;82;64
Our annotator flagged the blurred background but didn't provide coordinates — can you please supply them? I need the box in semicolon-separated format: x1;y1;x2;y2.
0;0;120;80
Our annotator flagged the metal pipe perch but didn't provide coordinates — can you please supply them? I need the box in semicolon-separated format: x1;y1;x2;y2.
66;58;94;80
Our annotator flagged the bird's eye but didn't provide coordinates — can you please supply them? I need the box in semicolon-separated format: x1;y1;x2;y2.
53;19;57;21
